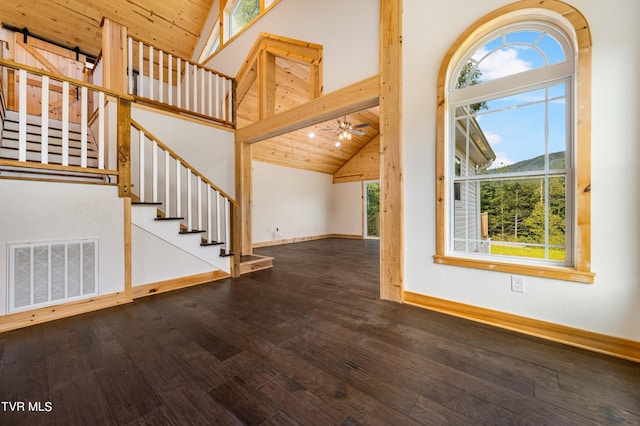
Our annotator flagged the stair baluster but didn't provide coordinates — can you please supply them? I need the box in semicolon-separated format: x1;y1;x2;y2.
126;36;234;126
41;76;49;164
130;120;237;263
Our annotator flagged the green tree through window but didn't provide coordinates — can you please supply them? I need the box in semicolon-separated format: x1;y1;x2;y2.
366;182;380;238
449;26;574;265
230;0;260;37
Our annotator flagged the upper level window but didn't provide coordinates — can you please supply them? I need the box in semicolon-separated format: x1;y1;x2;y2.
198;20;221;62
229;0;260;37
198;0;280;63
435;2;594;283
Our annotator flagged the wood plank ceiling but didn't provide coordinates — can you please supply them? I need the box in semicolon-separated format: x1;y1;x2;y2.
2;1;380;176
0;0;212;59
237;57;380;176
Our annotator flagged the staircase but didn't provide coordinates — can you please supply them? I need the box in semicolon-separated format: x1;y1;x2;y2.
128;121;273;278
131;201;232;273
1;107;272;281
0;110;105;182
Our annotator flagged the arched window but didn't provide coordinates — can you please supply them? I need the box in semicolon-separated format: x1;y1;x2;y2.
435;1;594;283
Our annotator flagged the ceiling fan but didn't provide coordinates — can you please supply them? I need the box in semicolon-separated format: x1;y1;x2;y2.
322;116;370;145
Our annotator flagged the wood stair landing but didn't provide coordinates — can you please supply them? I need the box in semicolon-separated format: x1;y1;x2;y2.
239;254;274;275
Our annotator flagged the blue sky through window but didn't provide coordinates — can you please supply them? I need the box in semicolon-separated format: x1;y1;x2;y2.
462;30;568;169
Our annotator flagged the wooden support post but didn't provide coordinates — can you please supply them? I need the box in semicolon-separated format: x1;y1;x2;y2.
310;60;323;100
235;139;253;256
259;49;276;119
101;18;128;93
118;98;132;197
231;203;241;277
124;197;132;301
379;0;403;303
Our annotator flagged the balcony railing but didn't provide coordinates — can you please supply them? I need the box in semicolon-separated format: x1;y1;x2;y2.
127;36;235;126
0;58;125;179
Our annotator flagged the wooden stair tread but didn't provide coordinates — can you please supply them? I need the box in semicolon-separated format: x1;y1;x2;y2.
5;110;84;132
201;241;225;246
2;136;96;151
179;229;206;234
1;144;99;159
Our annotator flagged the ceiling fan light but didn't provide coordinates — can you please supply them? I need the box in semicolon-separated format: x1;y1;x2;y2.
335;141;341;147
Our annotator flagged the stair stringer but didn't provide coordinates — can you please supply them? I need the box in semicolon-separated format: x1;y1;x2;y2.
131;204;230;274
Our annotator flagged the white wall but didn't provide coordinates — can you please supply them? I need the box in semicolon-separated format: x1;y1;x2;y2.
252;161;333;244
331;181;363;237
403;0;640;341
132;226;215;286
132;105;235;198
206;0;380;93
0;181;125;315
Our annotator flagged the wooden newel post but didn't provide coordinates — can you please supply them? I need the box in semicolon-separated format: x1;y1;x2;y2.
231;202;241;277
101;18;128;93
117;98;131;197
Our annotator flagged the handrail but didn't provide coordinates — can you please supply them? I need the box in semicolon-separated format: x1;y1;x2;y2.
131;119;237;205
126;36;234;125
0;58;131;100
130;119;236;256
0;159;117;175
0;58;127;180
128;35;234;81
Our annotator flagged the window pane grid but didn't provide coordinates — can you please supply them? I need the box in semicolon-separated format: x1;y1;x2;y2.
449;44;571;266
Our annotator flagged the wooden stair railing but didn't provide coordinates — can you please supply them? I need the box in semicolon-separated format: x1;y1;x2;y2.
127;36;235;127
130;119;237;257
0;58;130;181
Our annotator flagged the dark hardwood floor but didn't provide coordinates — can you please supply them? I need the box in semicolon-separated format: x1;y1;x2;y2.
1;238;639;425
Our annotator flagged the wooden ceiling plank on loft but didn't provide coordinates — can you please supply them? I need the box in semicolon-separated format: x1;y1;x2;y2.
255;139;349;167
251;151;339;175
0;0;212;59
333;134;381;183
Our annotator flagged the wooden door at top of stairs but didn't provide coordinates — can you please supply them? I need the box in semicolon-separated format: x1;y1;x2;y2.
8;33;91;123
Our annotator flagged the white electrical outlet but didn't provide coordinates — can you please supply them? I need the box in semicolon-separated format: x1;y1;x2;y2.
511;275;525;292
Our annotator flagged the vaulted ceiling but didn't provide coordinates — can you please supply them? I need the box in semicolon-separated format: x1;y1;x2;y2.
1;0;212;59
2;1;381;178
235;35;380;177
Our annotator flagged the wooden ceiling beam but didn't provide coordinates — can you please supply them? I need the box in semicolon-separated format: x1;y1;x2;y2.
236;75;380;144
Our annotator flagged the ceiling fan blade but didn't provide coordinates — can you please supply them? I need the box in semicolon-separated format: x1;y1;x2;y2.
353;122;371;129
350;129;366;136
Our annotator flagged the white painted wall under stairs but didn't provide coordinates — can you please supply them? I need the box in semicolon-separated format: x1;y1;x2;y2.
131;203;231;274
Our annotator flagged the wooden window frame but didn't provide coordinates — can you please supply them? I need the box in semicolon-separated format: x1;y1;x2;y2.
198;0;280;64
434;0;594;284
